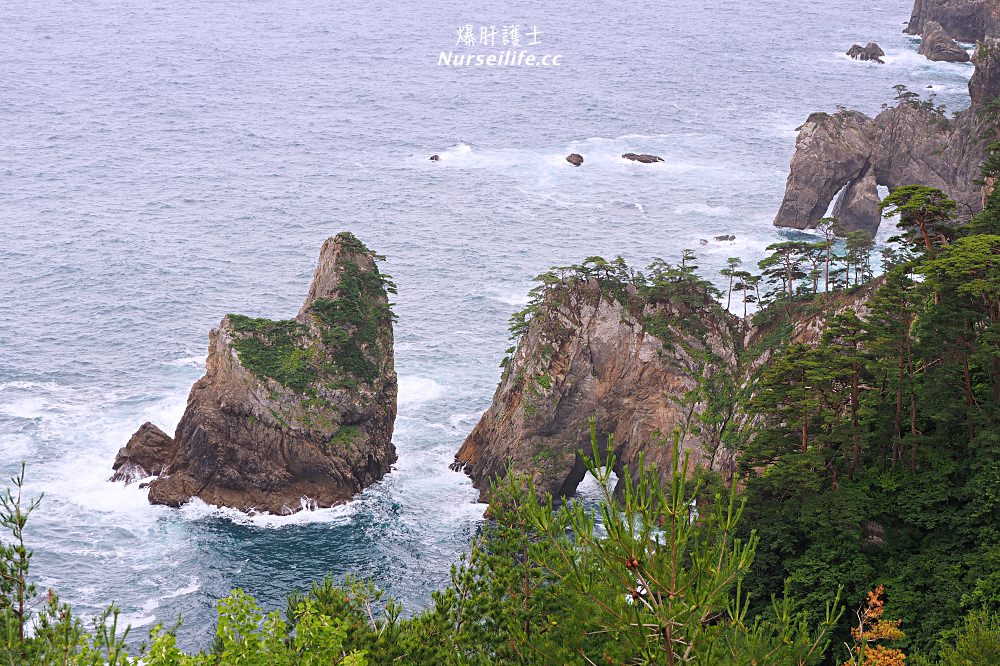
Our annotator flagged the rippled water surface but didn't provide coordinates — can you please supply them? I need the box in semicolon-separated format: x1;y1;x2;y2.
0;0;977;648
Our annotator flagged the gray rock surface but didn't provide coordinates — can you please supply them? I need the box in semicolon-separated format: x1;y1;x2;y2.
114;232;398;514
847;42;886;63
906;0;1000;43
773;44;998;235
566;153;584;166
971;37;1000;106
622;153;664;163
918;21;971;61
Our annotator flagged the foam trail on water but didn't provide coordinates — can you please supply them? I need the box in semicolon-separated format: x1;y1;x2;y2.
398;375;446;407
484;286;531;306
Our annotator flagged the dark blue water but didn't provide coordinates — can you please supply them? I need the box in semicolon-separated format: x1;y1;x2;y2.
0;0;976;648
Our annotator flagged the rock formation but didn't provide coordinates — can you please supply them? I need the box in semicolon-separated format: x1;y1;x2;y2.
454;276;742;502
453;273;878;504
622;153;664;163
847;42;886;63
773;38;999;235
113;232;398;514
971;37;1000;106
566;153;584;166
429;154;440;161
918;21;971;61
110;423;175;484
906;0;1000;43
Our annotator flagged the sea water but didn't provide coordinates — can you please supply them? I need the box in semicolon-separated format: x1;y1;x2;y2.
0;0;976;648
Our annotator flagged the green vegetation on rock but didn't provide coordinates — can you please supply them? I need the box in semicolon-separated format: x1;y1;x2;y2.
226;234;396;392
228;316;316;392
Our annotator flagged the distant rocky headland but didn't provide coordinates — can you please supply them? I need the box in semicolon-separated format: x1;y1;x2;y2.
110;232;398;514
775;0;999;235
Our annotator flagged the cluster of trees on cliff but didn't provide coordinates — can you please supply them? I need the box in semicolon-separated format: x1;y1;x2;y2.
732;184;1000;662
4;183;1000;663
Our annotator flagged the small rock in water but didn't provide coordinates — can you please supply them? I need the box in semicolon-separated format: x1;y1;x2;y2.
846;42;885;64
699;239;709;245
566;153;584;166
622;152;664;163
714;234;736;241
429;154;440;161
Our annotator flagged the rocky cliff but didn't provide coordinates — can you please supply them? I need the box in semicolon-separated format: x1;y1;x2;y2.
773;36;999;235
453;278;740;501
918;21;971;61
772;104;989;234
906;0;1000;43
111;232;398;514
453;271;878;503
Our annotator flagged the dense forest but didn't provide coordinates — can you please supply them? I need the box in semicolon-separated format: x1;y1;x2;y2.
4;177;1000;663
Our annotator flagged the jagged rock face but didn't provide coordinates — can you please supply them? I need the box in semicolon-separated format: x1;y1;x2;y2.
919;21;972;61
831;164;882;233
774;103;989;235
775;15;1000;236
906;0;1000;43
110;422;175;484
971;38;1000;106
453;281;741;502
115;233;398;514
847;42;886;63
772;110;877;232
454;280;881;505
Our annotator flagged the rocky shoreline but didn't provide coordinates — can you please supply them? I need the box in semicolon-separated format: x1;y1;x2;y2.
774;6;998;235
111;0;999;515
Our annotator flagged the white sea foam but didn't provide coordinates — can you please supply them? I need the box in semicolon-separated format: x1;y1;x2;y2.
880;48;975;78
176;495;359;528
484;287;530;306
397;375;445;407
448;412;479;429
165;355;207;368
674;203;732;217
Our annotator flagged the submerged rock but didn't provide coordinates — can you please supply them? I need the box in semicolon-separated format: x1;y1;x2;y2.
846;42;886;63
918;21;971;61
115;232;398;514
429;154;440;161
566;153;584;167
622;153;664;163
714;234;736;241
453;278;741;501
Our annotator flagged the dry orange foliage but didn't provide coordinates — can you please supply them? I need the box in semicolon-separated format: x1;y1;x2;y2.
842;585;907;666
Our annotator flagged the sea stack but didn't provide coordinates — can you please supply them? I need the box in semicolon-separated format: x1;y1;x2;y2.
112;232;398;514
452;272;741;502
772;37;1000;235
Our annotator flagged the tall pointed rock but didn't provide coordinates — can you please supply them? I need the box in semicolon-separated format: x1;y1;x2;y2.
112;232;398;514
